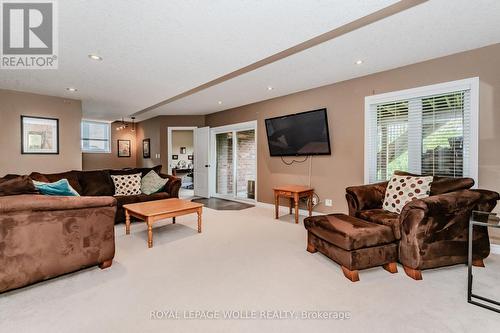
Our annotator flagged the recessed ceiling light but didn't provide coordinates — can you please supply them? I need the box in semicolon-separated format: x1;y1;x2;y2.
88;54;103;61
355;59;363;65
218;101;223;105
267;86;273;91
66;87;77;92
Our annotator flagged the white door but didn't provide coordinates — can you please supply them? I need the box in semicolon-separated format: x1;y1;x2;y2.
194;127;210;198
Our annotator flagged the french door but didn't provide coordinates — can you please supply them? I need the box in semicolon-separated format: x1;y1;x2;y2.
210;121;257;202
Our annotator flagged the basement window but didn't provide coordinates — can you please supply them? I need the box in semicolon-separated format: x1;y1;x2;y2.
364;78;479;183
81;120;111;153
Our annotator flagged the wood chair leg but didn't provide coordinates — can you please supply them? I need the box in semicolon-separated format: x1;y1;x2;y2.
98;259;113;269
383;262;398;274
472;259;485;267
306;242;317;253
403;266;422;280
341;266;360;282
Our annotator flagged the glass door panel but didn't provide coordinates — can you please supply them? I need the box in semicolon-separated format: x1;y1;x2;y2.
215;132;233;196
236;129;256;199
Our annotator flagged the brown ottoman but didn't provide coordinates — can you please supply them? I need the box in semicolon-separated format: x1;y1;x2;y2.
304;213;398;282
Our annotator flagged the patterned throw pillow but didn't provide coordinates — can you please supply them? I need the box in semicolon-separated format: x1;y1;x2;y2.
141;170;168;195
110;173;142;196
383;175;433;214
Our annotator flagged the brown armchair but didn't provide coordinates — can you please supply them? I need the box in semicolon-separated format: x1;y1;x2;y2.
346;174;499;280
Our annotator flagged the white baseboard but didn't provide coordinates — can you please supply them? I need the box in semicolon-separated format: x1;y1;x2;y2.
490;244;500;255
255;201;323;217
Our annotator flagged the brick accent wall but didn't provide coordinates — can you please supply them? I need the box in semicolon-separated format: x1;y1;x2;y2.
216;132;233;195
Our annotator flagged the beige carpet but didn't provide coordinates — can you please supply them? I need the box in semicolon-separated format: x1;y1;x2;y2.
1;205;499;332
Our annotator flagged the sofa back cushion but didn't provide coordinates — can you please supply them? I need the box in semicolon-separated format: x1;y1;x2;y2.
78;170;114;196
0;175;38;196
108;165;162;177
30;171;83;195
394;170;474;195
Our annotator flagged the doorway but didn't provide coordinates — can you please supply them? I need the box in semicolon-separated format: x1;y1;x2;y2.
167;127;196;199
210;121;257;202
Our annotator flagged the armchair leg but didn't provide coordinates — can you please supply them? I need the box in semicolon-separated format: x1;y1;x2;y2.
472;259;485;267
383;262;398;274
98;259;113;269
403;266;422;280
341;266;360;282
306;242;317;253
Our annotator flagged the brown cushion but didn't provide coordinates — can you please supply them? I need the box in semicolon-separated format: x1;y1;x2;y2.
0;176;38;196
30;171;83;194
358;209;401;240
304;213;395;251
78;170;114;196
394;170;474;195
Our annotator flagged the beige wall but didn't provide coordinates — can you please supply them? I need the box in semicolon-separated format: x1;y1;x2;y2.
136;115;205;173
0;89;82;175
205;44;500;241
82;121;137;170
171;130;194;169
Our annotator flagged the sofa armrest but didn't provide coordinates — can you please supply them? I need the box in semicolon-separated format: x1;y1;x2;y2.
469;189;500;212
159;173;181;198
0;194;116;214
398;190;487;269
345;181;387;216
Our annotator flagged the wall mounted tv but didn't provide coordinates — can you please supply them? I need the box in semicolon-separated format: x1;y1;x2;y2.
265;108;331;157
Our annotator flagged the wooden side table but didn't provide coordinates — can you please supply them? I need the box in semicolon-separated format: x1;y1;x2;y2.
273;185;314;224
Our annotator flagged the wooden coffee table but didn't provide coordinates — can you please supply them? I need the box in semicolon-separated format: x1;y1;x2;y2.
123;198;203;248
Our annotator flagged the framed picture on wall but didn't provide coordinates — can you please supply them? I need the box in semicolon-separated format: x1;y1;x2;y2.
21;116;59;154
118;139;131;157
143;138;151;158
172;154;178;160
188;155;193;160
180;147;186;154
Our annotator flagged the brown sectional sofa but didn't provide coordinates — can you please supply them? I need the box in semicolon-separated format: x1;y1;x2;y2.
7;165;182;224
0;194;116;293
0;166;181;293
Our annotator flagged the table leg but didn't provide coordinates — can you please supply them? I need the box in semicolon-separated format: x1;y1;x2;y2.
294;193;299;224
172;217;176;224
308;193;313;217
289;198;293;214
197;208;202;233
147;218;153;248
274;191;279;220
125;209;131;235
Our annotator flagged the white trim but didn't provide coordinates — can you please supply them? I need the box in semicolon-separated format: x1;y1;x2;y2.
491;244;500;255
364;77;480;184
167;126;197;174
210;120;258;202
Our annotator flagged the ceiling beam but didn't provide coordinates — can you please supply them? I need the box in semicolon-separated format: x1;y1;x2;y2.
132;0;428;117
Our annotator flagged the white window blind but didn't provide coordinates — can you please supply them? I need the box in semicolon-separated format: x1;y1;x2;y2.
81;120;111;153
365;78;478;184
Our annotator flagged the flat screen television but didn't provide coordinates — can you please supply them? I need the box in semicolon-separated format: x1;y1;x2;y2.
265;108;331;156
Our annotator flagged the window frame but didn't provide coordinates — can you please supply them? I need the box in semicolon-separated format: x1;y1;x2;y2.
81;119;112;154
364;77;479;184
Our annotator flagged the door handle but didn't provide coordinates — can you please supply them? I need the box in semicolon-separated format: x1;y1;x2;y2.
204;164;210;168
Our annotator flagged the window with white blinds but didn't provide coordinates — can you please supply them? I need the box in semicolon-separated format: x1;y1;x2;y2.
81;120;111;153
365;78;478;184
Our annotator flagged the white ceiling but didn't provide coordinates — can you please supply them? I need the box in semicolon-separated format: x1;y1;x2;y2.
1;1;499;121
